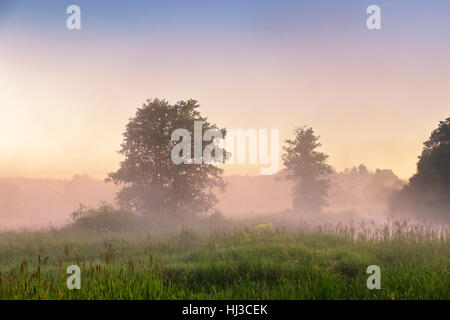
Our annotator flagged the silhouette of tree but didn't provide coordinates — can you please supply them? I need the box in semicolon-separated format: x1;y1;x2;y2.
282;126;332;214
107;98;226;217
389;117;450;220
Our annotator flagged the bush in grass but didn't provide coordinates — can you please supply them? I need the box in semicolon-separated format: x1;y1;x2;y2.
69;203;136;232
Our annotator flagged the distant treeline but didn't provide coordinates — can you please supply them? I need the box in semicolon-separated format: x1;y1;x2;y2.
0;165;404;227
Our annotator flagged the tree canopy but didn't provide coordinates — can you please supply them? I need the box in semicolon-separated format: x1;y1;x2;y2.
107;98;226;217
389;116;450;221
282;126;332;214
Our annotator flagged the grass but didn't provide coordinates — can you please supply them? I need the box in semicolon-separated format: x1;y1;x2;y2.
0;220;448;299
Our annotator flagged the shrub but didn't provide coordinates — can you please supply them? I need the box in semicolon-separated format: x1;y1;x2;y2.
68;203;136;232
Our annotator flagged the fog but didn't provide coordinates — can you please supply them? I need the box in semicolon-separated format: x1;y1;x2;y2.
0;175;116;228
0;165;406;229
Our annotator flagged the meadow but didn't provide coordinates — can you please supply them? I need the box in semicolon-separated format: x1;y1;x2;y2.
0;217;448;300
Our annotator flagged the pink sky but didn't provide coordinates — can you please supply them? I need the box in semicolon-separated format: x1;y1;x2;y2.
1;1;449;180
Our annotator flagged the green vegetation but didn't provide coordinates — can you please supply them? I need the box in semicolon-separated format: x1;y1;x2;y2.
390;116;450;221
106;98;227;217
0;220;448;300
283;126;332;214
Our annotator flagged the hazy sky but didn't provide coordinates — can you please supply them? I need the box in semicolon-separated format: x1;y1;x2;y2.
1;0;449;179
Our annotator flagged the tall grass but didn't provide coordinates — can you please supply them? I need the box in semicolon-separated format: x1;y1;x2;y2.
0;220;448;299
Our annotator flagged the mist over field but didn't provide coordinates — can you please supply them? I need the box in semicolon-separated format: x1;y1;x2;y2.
0;165;405;228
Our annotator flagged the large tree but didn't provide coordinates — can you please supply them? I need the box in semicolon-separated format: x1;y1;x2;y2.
107;98;226;217
282;126;332;214
389;116;450;220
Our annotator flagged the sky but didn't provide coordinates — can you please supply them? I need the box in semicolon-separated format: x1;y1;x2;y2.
0;0;449;180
